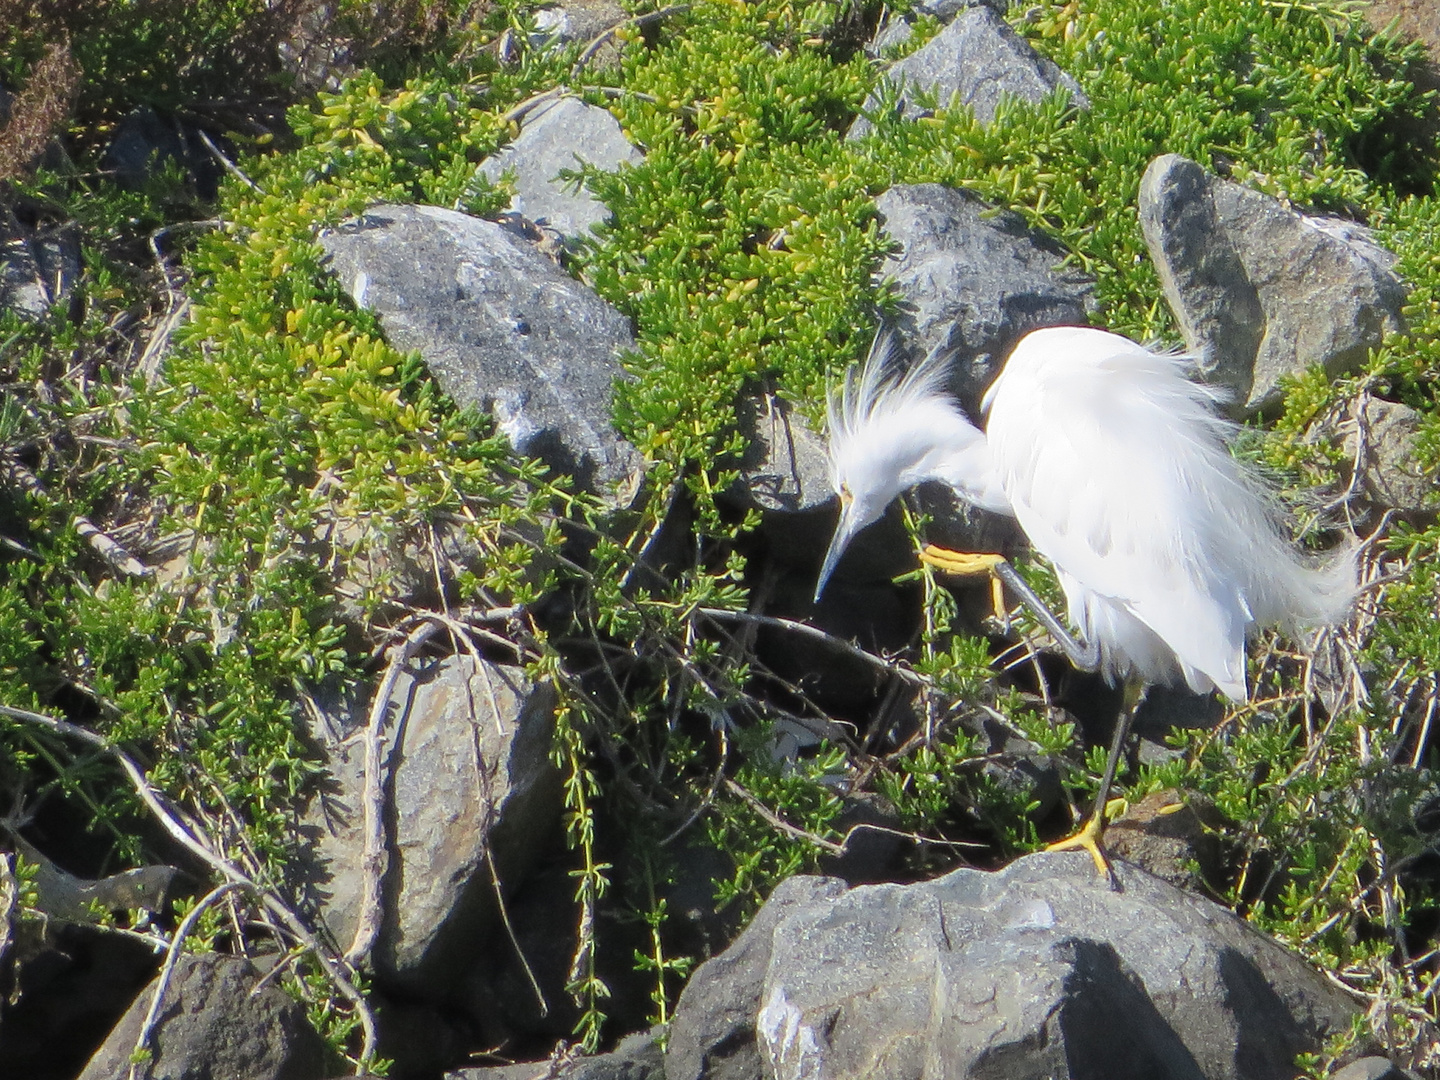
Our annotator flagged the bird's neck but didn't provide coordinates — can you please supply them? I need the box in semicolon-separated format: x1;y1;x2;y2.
887;411;1011;514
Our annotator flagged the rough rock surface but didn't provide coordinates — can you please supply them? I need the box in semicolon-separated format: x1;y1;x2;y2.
1333;1058;1422;1080
529;0;629;62
478;96;643;245
670;853;1361;1080
76;954;331;1080
320;203;643;499
1139;154;1408;411
0;221;80;320
733;391;833;512
100;106;230;199
875;182;1094;408
448;1028;664;1080
667;875;849;1080
24;841;178;924
1338;396;1435;513
869;0;1008;56
297;654;561;992
850;5;1087;138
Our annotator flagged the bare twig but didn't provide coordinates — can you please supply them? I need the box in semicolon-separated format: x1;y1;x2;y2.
0;704;380;1066
722;777;845;855
346;618;444;965
2;457;152;578
194;128;259;192
128;881;247;1080
694;607;927;688
501;86;566;125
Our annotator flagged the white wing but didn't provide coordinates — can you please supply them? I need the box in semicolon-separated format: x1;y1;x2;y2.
985;328;1341;700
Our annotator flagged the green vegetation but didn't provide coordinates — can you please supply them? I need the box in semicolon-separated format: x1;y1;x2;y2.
3;0;1440;1072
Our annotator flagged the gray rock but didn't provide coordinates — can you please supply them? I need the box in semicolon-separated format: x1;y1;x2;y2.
529;0;629;63
734;391;833;512
448;1028;664;1080
1332;1057;1417;1080
922;0;1009;17
1338;397;1435;512
1139;154;1408;411
0;221;80;320
850;6;1087;138
875;183;1094;408
76;954;331;1080
320;203;644;500
101;106;228;199
666;875;848;1080
20;838;178;924
870;16;916;57
297;654;561;993
868;0;1011;58
478;96;643;245
672;853;1362;1080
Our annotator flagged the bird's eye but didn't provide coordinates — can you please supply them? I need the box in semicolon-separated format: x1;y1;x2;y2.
839;484;852;504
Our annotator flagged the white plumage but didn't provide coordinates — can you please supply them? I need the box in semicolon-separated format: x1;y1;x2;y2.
816;325;1353;701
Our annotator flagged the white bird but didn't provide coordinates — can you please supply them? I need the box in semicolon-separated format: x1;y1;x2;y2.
815;325;1353;877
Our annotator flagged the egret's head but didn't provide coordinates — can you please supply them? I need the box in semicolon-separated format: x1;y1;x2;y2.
814;333;955;602
815;451;904;603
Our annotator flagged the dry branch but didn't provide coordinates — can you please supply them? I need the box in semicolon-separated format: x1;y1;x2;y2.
0;704;380;1066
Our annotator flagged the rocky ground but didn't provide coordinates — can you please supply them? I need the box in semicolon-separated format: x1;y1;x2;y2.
4;0;1440;1078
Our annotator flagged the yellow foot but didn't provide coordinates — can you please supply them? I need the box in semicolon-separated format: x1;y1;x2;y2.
1045;802;1125;888
918;545;1005;575
919;546;1007;621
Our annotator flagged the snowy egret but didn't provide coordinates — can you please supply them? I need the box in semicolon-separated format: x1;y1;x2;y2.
815;325;1353;879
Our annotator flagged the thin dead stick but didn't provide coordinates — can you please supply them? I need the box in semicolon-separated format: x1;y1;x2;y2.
2;458;151;578
502;86;565;125
129;881;247;1080
0;704;379;1066
195;128;260;192
571;4;691;77
695;607;927;688
346;619;444;965
660;725;729;847
722;777;845;855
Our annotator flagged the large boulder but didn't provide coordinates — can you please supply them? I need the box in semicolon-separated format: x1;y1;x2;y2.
669;852;1364;1080
320;203;644;500
1139;154;1408;411
296;654;561;994
874;182;1094;409
850;5;1087;138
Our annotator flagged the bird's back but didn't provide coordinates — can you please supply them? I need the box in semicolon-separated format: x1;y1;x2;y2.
984;327;1350;700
